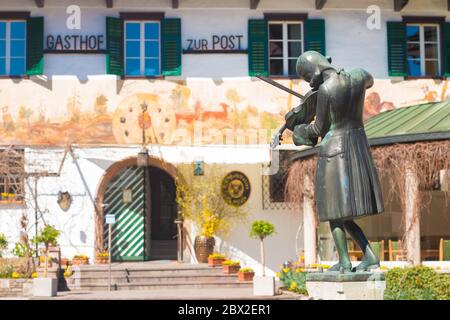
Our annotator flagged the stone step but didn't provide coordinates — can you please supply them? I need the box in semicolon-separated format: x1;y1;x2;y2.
66;280;253;291
68;265;222;276
66;273;240;285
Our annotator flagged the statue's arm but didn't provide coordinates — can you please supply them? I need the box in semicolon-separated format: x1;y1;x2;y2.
292;85;330;146
285;93;317;131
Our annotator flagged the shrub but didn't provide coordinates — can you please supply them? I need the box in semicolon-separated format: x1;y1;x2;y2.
278;267;308;295
384;266;450;300
0;263;13;278
249;220;275;240
0;233;7;258
239;268;254;273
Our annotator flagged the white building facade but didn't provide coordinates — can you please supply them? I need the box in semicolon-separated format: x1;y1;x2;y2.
0;0;449;274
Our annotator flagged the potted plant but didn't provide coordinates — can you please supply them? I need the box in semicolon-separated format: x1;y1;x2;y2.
72;254;89;265
238;268;255;281
31;225;60;297
250;220;276;296
175;165;247;264
222;260;241;274
208;253;226;267
95;251;109;264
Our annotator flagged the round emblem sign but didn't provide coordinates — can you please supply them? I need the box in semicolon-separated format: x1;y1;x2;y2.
221;171;251;206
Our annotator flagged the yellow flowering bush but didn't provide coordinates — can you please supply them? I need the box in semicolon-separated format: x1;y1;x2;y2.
279;266;308;295
175;164;247;238
11;271;20;279
31;272;38;278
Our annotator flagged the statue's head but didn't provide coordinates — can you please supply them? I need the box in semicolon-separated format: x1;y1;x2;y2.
296;51;334;88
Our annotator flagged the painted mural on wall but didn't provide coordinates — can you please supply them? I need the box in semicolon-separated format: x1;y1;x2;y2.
0;78;448;146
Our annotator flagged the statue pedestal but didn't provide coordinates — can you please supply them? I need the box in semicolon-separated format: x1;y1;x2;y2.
306;272;386;300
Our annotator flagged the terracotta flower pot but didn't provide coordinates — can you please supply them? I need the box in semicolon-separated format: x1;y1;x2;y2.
223;264;240;274
208;257;226;267
72;257;89;265
194;235;215;263
95;257;108;264
238;271;255;281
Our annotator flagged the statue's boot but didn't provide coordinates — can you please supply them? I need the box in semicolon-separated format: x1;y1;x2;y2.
328;221;353;272
343;220;380;272
328;262;352;272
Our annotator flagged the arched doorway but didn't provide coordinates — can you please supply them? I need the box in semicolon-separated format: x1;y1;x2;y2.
95;157;178;261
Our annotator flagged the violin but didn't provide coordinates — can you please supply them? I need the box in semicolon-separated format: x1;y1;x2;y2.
270;89;318;149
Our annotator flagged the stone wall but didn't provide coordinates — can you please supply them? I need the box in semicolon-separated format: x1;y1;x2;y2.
0;279;33;298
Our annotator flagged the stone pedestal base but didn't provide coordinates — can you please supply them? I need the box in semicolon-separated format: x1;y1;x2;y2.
253;276;275;296
306;272;386;300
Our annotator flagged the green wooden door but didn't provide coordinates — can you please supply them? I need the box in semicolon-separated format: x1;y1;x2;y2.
104;165;146;261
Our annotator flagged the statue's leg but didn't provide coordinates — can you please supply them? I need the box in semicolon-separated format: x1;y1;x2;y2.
328;220;352;272
343;220;380;271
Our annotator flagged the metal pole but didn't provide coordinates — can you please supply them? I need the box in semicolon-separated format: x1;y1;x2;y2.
108;223;112;291
34;178;38;258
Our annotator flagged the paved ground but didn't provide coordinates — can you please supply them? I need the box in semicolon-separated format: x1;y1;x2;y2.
2;287;306;300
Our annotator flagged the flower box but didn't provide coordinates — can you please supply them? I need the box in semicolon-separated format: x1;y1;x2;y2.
208;257;226;267
71;257;89;265
95;257;108;264
238;270;255;281
222;264;240;274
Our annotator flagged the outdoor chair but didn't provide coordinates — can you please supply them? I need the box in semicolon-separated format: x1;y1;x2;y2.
370;240;385;261
388;240;407;261
347;240;362;261
439;238;450;261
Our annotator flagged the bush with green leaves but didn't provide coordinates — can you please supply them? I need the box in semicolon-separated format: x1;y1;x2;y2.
250;220;275;240
0;233;7;258
249;220;275;276
279;267;308;295
32;225;60;277
384;266;450;300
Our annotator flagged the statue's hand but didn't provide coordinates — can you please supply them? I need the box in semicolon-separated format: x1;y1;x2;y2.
293;124;317;147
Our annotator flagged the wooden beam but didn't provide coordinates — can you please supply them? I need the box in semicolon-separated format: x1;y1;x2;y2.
34;0;44;8
250;0;260;10
448;0;450;11
394;0;409;12
172;0;179;9
315;0;326;10
106;0;113;8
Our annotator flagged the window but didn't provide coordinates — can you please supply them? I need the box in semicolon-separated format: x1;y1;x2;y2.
406;24;441;77
268;22;303;76
0;20;26;76
125;21;160;76
0;148;24;204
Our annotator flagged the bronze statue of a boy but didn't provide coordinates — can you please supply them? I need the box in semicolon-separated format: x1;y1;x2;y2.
292;51;384;272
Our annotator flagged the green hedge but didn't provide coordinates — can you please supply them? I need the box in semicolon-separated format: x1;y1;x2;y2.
384;266;450;300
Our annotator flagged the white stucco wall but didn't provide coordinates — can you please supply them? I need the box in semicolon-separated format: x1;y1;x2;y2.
1;0;449;79
0;145;302;275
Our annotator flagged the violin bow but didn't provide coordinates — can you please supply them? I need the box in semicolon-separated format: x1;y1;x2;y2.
256;75;305;100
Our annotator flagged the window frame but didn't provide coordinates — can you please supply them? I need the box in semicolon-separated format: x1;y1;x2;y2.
124;20;161;78
402;16;445;79
406;23;441;77
0;148;25;205
0;19;27;77
268;20;304;77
